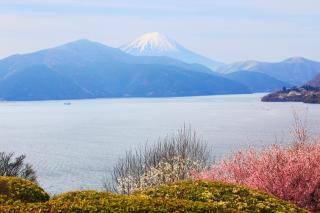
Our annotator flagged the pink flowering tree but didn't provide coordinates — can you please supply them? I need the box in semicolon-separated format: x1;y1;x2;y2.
195;114;320;211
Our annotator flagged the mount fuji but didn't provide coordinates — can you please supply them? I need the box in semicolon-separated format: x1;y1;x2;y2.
120;32;223;70
0;39;250;101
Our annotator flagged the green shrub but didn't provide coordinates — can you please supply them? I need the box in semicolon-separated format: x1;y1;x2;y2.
0;178;308;212
135;180;308;213
0;191;237;212
0;176;49;204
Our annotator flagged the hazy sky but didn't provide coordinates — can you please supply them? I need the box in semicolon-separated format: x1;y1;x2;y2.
0;0;319;63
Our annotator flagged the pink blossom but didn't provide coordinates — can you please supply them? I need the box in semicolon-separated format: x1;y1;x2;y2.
194;140;320;212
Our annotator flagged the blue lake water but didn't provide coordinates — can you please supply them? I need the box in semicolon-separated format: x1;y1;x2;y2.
0;93;319;194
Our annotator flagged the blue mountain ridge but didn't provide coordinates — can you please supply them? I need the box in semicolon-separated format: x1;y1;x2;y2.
0;40;251;101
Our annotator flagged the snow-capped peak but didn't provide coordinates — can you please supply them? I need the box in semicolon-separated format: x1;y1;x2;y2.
120;32;223;70
235;60;261;69
120;32;179;56
283;57;308;63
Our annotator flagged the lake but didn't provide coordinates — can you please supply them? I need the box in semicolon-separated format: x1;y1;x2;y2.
0;93;319;194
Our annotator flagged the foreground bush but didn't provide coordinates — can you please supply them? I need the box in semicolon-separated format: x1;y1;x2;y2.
0;178;306;212
195;140;320;212
109;126;211;194
0;190;237;212
0;176;49;204
135;180;306;212
0;152;37;182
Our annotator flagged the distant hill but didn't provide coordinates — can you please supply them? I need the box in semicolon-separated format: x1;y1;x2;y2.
262;86;320;104
306;73;320;87
225;71;291;92
120;32;223;70
217;57;320;85
0;40;249;101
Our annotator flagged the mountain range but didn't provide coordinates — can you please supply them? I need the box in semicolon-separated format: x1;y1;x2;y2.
0;39;249;101
224;71;291;93
217;57;320;85
121;32;320;86
0;32;319;101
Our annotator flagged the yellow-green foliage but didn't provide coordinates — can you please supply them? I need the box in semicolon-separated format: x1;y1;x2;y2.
135;180;308;213
0;177;308;213
0;176;49;205
1;191;236;212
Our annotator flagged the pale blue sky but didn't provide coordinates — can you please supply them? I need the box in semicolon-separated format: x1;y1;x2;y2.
0;0;319;63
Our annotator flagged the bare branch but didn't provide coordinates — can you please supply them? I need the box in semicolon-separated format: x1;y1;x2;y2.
106;126;212;194
0;152;37;182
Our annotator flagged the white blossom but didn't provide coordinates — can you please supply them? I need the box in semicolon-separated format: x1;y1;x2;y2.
116;155;203;193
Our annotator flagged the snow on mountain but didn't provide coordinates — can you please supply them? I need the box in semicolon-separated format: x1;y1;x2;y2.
120;32;223;70
120;32;178;55
217;60;263;74
282;56;310;63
